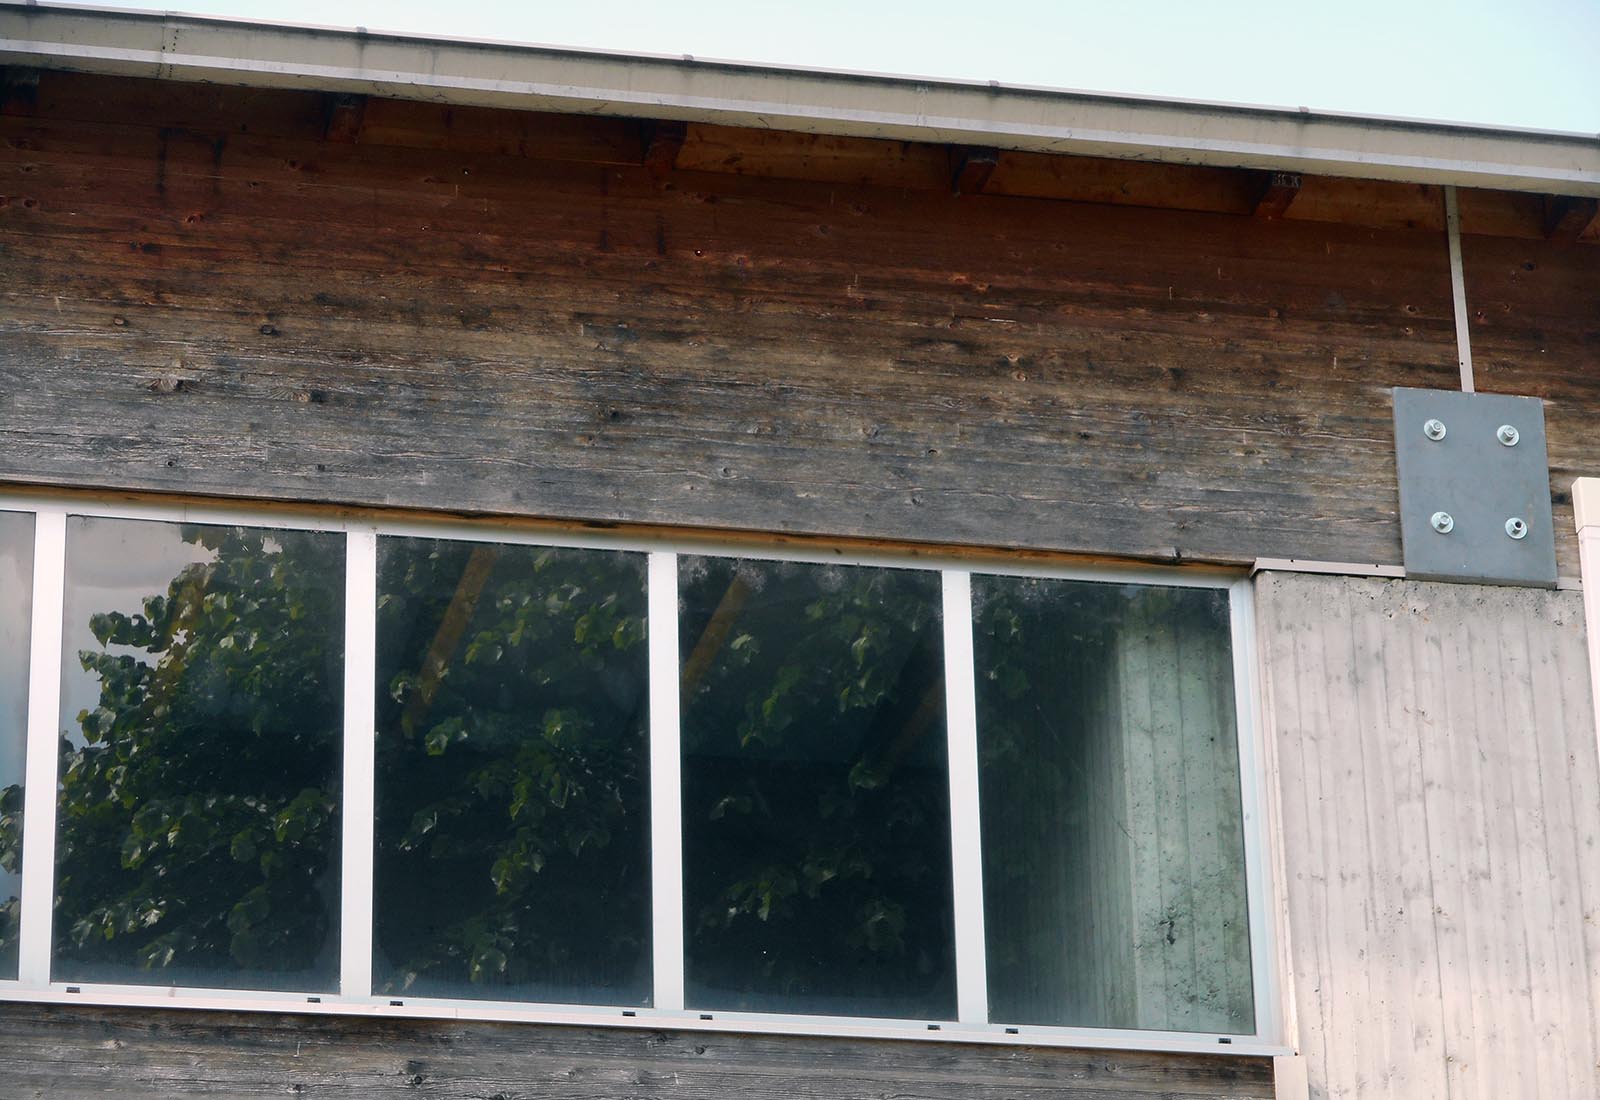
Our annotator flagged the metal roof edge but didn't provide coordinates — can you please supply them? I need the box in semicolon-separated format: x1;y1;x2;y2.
4;1;1598;197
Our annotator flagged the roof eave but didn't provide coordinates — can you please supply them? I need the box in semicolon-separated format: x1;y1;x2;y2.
3;2;1598;197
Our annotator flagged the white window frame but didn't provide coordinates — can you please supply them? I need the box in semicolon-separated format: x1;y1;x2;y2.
0;491;1285;1058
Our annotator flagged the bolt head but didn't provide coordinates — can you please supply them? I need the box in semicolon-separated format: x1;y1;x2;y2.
1497;424;1520;447
1423;418;1447;441
1505;517;1528;540
1431;511;1455;534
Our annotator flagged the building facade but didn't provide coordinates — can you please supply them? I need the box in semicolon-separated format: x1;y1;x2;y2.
2;6;1599;1097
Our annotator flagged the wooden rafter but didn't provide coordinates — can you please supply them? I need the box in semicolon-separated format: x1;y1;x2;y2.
643;120;687;179
322;92;367;144
1;66;39;117
1542;195;1600;241
952;146;999;196
1253;171;1302;219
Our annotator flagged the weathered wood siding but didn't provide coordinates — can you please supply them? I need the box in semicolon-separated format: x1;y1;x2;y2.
1462;230;1600;561
0;1003;1274;1099
3;71;1594;574
1257;572;1600;1098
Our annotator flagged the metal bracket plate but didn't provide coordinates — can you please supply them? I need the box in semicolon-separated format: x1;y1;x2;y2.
1392;387;1556;587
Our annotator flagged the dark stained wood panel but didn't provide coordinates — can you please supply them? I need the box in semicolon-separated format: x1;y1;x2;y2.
0;1003;1275;1100
1462;231;1600;569
0;73;1482;571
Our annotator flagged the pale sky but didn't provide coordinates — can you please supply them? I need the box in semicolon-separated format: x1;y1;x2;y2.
79;0;1600;134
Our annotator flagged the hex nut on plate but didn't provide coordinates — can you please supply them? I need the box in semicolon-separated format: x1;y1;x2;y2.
1505;517;1528;540
1423;419;1447;441
1497;424;1520;446
1430;511;1454;534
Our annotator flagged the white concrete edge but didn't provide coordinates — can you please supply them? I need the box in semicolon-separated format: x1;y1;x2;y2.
1575;479;1600;790
1575;478;1600;533
1273;1052;1312;1100
2;2;1599;196
1242;578;1307;1097
1251;559;1406;579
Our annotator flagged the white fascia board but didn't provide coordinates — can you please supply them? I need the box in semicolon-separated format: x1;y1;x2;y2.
2;2;1599;198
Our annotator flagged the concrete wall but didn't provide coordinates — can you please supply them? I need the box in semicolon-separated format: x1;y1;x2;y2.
1257;572;1600;1098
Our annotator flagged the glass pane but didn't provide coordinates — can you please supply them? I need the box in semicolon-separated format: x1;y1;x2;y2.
680;556;955;1018
54;517;344;991
973;577;1253;1034
0;511;35;979
372;538;651;1004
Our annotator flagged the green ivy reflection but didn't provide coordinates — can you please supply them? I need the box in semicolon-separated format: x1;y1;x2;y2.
372;539;650;1002
680;557;955;1018
10;523;345;989
0;528;961;1016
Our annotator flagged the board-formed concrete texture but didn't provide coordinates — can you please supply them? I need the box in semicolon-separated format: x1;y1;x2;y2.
1257;571;1600;1098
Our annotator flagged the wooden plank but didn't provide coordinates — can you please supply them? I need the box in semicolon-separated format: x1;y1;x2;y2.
28;67;327;141
674;122;951;190
1256;573;1600;1099
985;151;1261;215
0;1003;1275;1099
0;85;1479;571
357;97;646;164
1282;177;1444;233
1458;231;1600;576
1455;187;1547;240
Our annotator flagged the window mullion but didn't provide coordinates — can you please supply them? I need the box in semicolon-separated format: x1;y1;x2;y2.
647;551;685;1012
339;527;378;1000
1229;577;1277;1040
942;569;989;1026
17;509;66;989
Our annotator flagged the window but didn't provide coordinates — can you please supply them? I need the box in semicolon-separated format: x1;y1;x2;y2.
972;576;1253;1034
0;496;1271;1051
678;557;955;1019
0;510;33;981
52;517;345;991
372;537;652;1004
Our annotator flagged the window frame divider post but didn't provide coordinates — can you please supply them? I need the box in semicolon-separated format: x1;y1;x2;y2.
1229;577;1280;1045
648;550;686;1012
17;508;66;989
339;526;379;1000
942;569;989;1027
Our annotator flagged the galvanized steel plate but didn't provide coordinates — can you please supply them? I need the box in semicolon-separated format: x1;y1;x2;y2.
1393;388;1556;587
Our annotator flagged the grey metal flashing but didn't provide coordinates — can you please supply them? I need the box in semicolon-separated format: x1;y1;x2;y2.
2;2;1599;197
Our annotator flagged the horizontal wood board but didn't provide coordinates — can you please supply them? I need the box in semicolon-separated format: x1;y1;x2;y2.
1257;572;1600;1098
1461;230;1600;570
0;71;1595;572
0;1003;1274;1099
